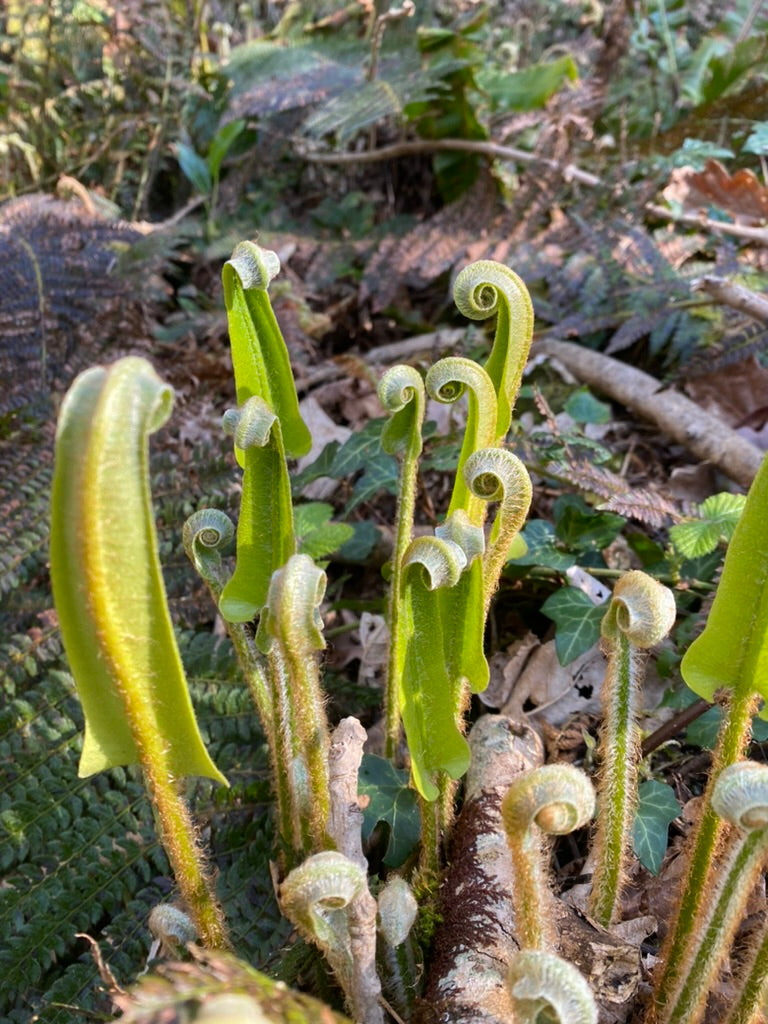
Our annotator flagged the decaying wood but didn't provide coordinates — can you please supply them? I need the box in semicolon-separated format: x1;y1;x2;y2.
416;715;640;1024
692;275;768;324
328;716;370;873
536;337;764;488
327;717;385;1024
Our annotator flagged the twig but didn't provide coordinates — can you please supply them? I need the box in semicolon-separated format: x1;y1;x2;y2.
641;699;713;757
692;275;768;324
367;1;415;81
536;337;765;489
647;204;768;245
301;137;601;187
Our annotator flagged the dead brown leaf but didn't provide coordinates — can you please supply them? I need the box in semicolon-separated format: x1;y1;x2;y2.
663;160;768;226
683;353;768;448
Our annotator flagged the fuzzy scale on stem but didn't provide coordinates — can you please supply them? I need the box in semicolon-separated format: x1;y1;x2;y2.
590;571;676;928
50;358;228;949
501;764;595;951
658;762;768;1024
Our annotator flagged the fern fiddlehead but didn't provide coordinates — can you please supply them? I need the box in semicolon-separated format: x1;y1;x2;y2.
256;553;331;859
452;258;534;442
463;446;533;612
425;356;497;521
508;950;598;1024
280;851;384;1024
501;764;595;950
590;570;676;928
378;364;425;761
219;397;297;623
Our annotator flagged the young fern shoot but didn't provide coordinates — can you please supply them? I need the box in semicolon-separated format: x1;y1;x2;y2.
654;453;768;1015
590;571;676;928
501;763;595;951
501;766;598;1024
659;761;768;1024
50;358;228;949
508;951;598;1024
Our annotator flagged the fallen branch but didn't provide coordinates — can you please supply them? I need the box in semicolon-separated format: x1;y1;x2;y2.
536;337;765;488
301;138;601;187
692;275;768;323
647;204;768;245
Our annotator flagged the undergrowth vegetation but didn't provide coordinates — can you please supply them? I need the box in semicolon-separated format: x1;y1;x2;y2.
2;1;768;1022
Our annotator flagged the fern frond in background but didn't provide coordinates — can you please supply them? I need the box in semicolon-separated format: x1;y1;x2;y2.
0;626;287;1023
0;196;149;416
0;417;287;1021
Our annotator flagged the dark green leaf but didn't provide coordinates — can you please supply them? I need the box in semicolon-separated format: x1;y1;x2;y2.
554;495;625;551
563;388;611;424
632;780;681;875
509;519;576;571
207;119;246;181
479;55;578;112
294;502;354;561
345;454;400;513
175;142;212;195
337;520;380;562
541;587;607;665
358;755;421;868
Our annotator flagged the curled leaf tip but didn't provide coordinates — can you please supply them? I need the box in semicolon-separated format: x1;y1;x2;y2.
602;570;676;647
222;397;278;450
712;761;768;831
378;363;425;458
257;553;327;653
183;508;235;591
508;950;598;1024
377;363;424;413
453;260;529;322
435;509;485;565
226;240;281;292
502;764;595;836
453;260;534;438
403;535;466;590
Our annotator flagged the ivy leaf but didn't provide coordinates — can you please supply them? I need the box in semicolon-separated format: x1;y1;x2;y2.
358;755;421;868
328;419;389;478
632;780;681;874
541;587;607;665
344;454;399;513
337;520;379;562
554;495;625;551
563;387;611;424
509;519;575;571
294;502;354;561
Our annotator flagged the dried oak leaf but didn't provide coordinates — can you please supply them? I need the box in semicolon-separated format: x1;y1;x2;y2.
662;159;768;226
